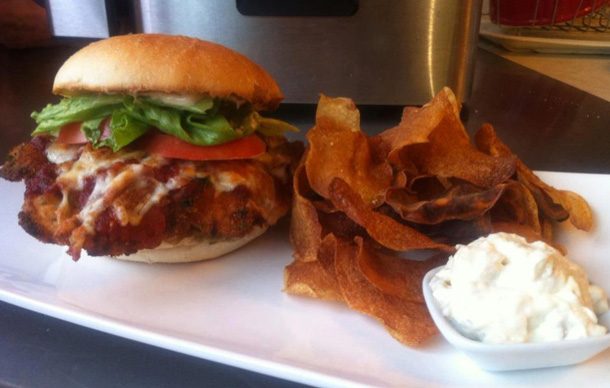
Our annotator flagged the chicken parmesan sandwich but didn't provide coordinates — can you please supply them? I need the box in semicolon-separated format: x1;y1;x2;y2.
0;33;302;263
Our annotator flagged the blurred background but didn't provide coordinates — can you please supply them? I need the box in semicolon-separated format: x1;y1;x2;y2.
2;0;609;103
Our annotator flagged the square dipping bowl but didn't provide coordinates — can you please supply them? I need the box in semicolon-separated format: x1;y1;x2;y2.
423;266;610;371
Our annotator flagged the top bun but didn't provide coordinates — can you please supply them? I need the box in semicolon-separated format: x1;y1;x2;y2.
53;34;283;111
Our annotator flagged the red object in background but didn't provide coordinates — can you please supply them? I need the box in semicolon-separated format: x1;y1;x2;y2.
489;0;609;26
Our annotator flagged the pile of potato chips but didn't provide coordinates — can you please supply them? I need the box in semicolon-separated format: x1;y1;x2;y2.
284;87;592;347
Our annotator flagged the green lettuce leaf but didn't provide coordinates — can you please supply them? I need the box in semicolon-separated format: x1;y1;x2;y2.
184;113;242;144
97;110;150;152
31;95;124;134
30;94;298;152
80;117;106;144
124;99;245;146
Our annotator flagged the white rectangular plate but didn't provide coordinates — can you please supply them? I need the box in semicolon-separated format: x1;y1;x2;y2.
0;171;608;388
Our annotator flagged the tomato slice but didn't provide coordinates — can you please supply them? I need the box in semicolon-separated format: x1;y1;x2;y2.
56;119;111;145
57;122;87;144
56;120;263;161
141;133;266;161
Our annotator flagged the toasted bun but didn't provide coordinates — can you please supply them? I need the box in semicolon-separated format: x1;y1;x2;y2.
53;34;283;111
114;226;267;264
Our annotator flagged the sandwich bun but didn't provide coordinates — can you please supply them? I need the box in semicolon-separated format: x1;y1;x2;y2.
53;33;283;111
114;227;267;264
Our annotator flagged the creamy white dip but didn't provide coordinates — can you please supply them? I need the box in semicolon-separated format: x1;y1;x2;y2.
431;232;609;343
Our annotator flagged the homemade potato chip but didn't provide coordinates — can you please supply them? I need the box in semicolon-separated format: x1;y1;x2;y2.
492;221;567;254
492;221;542;242
306;95;393;207
475;123;592;231
356;240;449;303
328;178;452;252
317;209;366;241
334;237;440;346
290;164;323;263
540;215;554;242
284;259;343;302
386;183;507;225
317;234;342;282
517;171;570;222
561;190;593;231
371;90;458;162
490;181;541;234
284;88;593;349
407;175;451;199
418;215;493;246
374;88;517;188
403;117;516;189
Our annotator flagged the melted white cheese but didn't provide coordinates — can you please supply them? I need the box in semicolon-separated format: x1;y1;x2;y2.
54;148;172;234
80;171;122;232
52;146;255;239
213;171;241;192
57;148;147;190
46;143;80;164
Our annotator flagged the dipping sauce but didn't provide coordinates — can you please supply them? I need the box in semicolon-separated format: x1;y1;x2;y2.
430;233;609;343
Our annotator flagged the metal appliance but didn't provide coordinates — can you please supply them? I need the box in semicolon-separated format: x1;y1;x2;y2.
45;0;483;105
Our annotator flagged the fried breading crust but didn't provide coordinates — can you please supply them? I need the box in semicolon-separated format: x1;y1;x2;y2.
1;136;303;259
0;136;51;182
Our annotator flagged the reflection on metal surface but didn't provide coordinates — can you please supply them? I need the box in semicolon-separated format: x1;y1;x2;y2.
425;0;482;103
132;0;482;105
47;0;109;39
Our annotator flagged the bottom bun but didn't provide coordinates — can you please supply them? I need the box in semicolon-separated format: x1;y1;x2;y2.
114;226;267;264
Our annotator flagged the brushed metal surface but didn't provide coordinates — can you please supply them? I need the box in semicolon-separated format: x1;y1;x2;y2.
46;0;109;39
134;0;482;105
